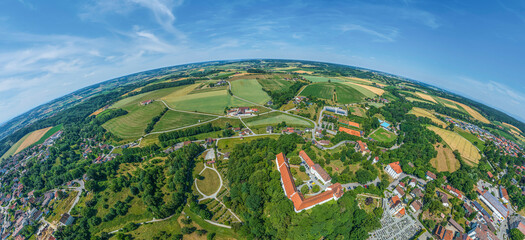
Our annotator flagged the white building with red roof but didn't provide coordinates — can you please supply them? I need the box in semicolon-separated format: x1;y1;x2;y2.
385;161;402;179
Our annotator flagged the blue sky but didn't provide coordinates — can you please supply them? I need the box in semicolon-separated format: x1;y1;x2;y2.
0;0;524;123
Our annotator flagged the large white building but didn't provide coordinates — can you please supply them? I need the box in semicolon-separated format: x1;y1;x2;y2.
385;162;402;179
480;190;509;222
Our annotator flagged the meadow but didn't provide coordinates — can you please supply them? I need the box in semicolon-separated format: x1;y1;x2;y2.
196;168;221;196
334;83;367;104
427;125;481;165
300;83;335;100
163;88;251;115
430;143;460;172
231;79;271;104
153;111;216;132
245;112;314;128
103;102;165;139
257;78;293;92
302;75;342;83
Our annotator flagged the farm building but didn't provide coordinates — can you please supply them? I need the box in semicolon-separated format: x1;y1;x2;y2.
140;100;153;105
275;153;343;213
385;162;402;179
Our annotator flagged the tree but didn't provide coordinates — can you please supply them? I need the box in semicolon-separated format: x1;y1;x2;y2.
301;185;310;194
299;166;306;172
289;156;302;165
510;228;525;240
312;185;320;193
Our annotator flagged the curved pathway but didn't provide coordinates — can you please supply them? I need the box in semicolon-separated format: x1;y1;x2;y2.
194;164;223;201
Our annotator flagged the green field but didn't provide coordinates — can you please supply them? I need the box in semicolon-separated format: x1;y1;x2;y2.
456;129;485;151
33;124;63;145
369;128;397;142
126;215;181;239
231;79;271;104
300;83;335;100
245;112;314;128
153;111;216;132
334;83;366;104
165;89;251;114
339;82;377;98
1;132;31;160
196;169;221;196
257;78;293;92
111;86;187;109
302;75;342;83
103;102;165;139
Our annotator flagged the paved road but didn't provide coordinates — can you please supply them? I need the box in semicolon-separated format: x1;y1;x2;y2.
321;140;355;150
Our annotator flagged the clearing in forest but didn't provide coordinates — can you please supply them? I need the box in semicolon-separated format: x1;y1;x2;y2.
230;79;271;104
430;143;460;172
415;92;437;103
409;107;447;127
427;125;481;165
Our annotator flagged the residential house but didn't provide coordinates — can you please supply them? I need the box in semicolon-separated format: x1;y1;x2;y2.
388;195;405;217
393;185;405;199
411;188;424;198
499;186;509;204
266;126;274;134
408;179;417;188
410;200;422;212
355;140;370;155
385;162;402;179
59;213;74;226
426;171;437;181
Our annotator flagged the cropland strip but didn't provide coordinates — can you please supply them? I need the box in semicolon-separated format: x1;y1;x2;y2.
343;81;384;95
427;125;481;165
15;127;53;154
409;107;447;127
415;92;437;103
430;144;460;173
438;97;490;124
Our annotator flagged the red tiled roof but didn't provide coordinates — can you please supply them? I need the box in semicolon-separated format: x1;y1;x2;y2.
293;183;344;211
276;153;287;168
443;230;454;240
501;187;509;201
339;127;362;137
279;163;296;198
388;162;402;174
299;150;315;168
395;186;405;196
312;164;331;182
426;171;437;180
487;171;494;178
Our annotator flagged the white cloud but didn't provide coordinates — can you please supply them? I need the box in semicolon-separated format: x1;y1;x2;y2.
340;24;398;42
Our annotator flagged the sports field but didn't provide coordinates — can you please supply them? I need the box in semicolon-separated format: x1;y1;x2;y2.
369;128;396;142
153;111;216;132
415;92;437;103
257;78;293;92
430;144;460;172
103;101;165;139
300;83;335;100
302;75;342;83
409;107;446;127
231;79;271;104
427;125;481;165
245;112;314;128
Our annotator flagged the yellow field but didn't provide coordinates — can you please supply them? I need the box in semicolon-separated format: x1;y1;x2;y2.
343;81;385;95
503;122;523;134
89;107;106;117
415;92;437;103
294;70;313;74
430;144;460;172
427;126;481;165
440;98;490;124
15;127;52;154
409;108;446;127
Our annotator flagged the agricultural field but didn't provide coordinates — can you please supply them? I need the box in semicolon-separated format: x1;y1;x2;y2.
163;88;251;115
369;128;397;142
300;83;335;100
340;81;384;97
196;169;221;196
302;75;342;82
334;83;367;104
103;101;165;139
230;79;271;104
244;112;314;128
33;124;63;145
456;128;485;151
439;97;490;124
427;125;481;165
153;111;216;132
430;144;461;172
406;97;434;104
415;92;437;103
408;107;447;127
112;85;191;109
435;97;460;110
1;126;53;159
257;78;293;92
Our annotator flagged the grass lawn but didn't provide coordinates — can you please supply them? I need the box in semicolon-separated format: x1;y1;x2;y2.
302;75;342;83
103;101;165;139
369;128;397;142
300;83;335;100
196;169;221;196
217;135;280;152
427;126;481;165
334;83;366;104
257;78;293;92
183;206;238;239
231;79;271;104
244;112;314;128
327;160;349;174
153;111;217;132
125;214;181;239
456;128;485;151
91;188;153;234
356;194;381;214
46;191;77;223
